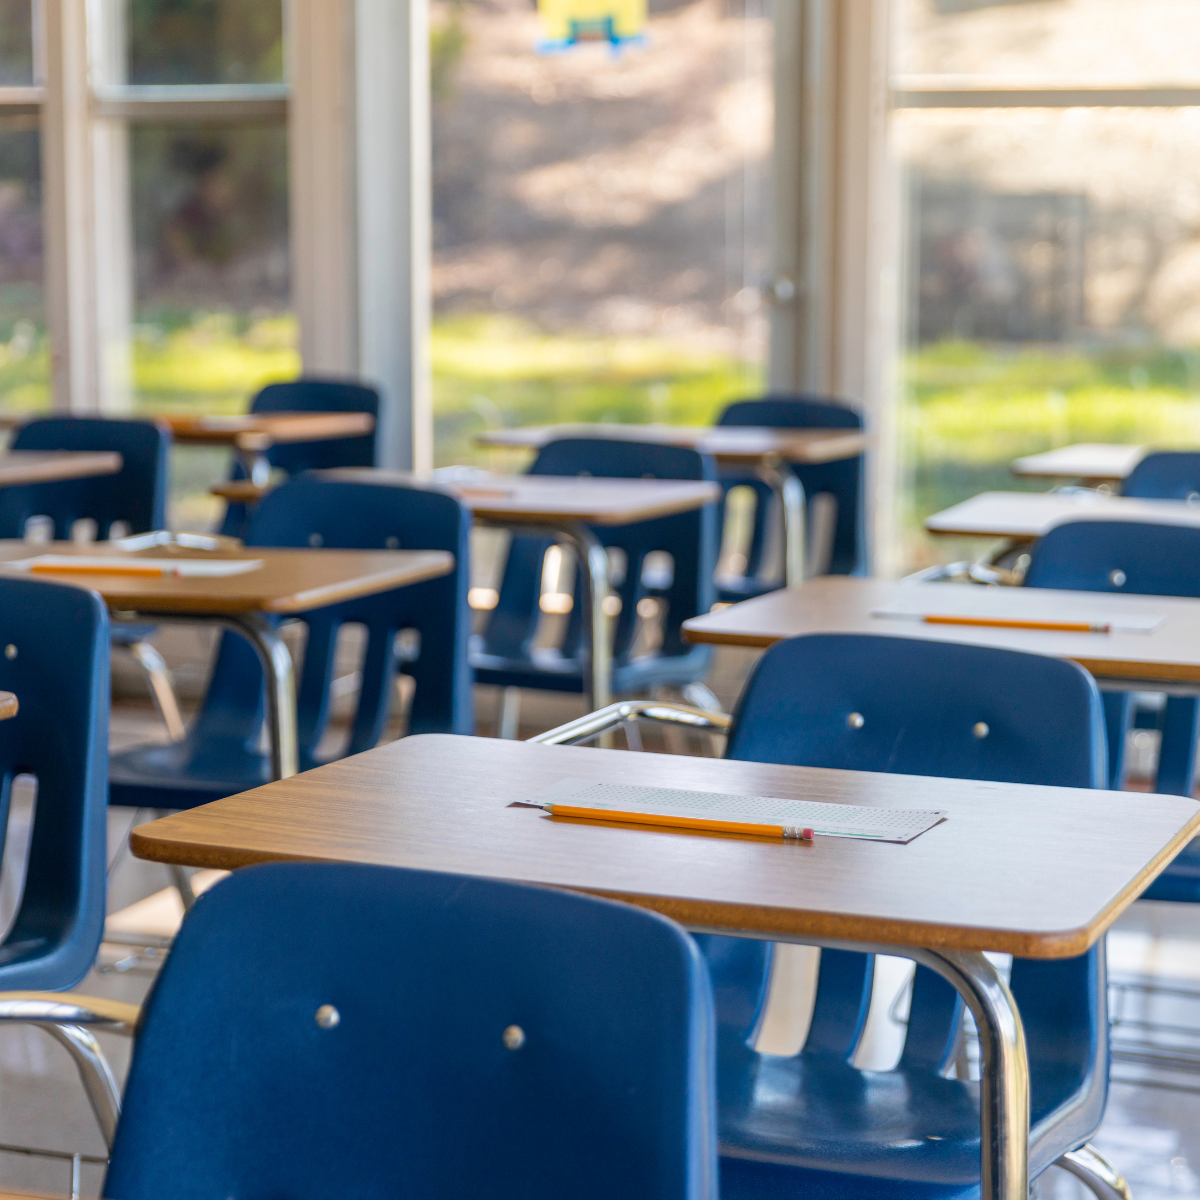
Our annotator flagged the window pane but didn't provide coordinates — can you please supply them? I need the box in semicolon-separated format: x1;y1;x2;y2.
125;0;284;85
430;0;772;467
0;123;46;413
896;102;1200;568
896;0;1200;84
0;0;33;85
131;121;295;526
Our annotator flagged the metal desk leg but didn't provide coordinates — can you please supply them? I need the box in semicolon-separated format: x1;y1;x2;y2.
563;522;612;713
758;460;806;588
225;612;299;779
913;947;1030;1200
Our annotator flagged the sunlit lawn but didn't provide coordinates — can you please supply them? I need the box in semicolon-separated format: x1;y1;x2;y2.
3;313;1200;557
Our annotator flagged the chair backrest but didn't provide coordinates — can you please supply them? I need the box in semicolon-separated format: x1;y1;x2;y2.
190;474;473;776
708;633;1108;1153
0;417;170;539
105;862;718;1200
717;395;864;576
482;438;716;668
0;576;108;989
1024;519;1200;596
1122;451;1200;500
252;377;379;473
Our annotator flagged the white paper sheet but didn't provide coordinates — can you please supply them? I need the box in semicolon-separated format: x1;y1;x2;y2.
526;777;947;843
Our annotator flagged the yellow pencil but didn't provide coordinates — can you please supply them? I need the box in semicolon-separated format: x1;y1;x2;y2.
543;802;814;841
923;614;1110;634
28;562;168;577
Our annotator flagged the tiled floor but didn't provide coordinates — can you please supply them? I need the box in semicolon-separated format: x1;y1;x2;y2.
3;644;1199;1197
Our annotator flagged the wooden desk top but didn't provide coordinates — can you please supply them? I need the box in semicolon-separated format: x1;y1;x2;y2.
683;576;1200;685
0;691;17;720
155;412;374;451
0;541;453;615
1011;443;1145;483
0;450;122;486
130;734;1200;958
925;490;1200;539
323;469;720;526
476;423;868;465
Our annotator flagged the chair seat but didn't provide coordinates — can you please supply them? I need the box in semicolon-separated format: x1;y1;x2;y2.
717;1045;981;1186
472;644;712;695
109;738;271;811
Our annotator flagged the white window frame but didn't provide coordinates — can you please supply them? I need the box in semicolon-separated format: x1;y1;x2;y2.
2;0;432;469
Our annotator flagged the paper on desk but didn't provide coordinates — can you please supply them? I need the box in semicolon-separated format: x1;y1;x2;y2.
3;555;263;577
873;594;1164;633
524;778;947;843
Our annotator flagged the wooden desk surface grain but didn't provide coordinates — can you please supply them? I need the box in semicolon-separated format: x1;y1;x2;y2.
0;450;122;486
1010;443;1145;482
477;423;868;465
130;734;1200;958
925;490;1200;539
323;469;720;526
0;692;17;721
0;541;453;614
683;577;1200;685
155;411;374;451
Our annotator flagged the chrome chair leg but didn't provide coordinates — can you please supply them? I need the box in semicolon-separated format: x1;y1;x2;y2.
124;640;185;742
41;1024;122;1150
1057;1144;1132;1200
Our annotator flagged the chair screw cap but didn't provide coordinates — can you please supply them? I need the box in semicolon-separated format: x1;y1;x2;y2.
3;645;15;660
1109;569;1126;587
314;1004;340;1029
973;722;989;739
847;712;864;729
502;1024;525;1050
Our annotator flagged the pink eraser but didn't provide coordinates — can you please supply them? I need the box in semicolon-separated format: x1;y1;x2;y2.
802;828;815;841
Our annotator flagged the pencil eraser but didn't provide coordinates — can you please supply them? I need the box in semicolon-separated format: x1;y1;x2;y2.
802;828;815;841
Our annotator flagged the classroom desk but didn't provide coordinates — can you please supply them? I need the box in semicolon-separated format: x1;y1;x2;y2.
324;470;720;710
0;451;122;487
477;423;869;588
1011;443;1145;486
924;490;1200;541
0;692;16;720
154;412;375;486
0;540;453;778
683;576;1200;693
130;733;1200;1200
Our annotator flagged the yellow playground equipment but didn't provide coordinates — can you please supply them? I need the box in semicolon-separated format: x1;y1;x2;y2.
536;0;647;50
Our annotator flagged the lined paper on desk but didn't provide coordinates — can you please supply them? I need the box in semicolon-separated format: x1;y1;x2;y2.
873;595;1164;634
529;778;947;843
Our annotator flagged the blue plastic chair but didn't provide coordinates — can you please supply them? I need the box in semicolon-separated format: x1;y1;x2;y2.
218;377;379;538
102;861;718;1200
715;396;865;601
696;634;1114;1199
109;474;473;811
1025;518;1200;901
0;416;183;736
473;437;716;699
0;575;109;990
1122;450;1200;501
0;416;170;539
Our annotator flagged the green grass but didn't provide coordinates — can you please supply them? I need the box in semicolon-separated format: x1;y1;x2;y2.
900;340;1200;566
432;315;764;468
